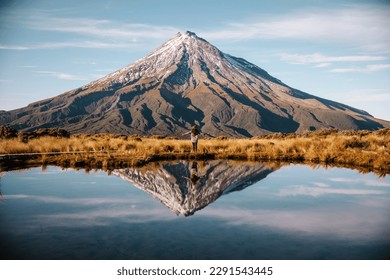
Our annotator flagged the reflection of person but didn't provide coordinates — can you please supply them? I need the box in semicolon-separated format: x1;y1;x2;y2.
190;162;201;185
183;161;202;186
183;125;201;152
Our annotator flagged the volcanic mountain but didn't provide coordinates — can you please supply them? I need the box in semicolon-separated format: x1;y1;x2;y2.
1;31;389;136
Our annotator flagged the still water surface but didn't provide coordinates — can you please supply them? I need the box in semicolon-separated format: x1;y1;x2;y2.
0;161;389;259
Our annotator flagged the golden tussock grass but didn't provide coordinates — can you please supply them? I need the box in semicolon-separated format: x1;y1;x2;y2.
0;128;389;174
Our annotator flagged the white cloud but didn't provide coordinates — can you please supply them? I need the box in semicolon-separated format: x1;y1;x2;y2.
27;15;178;40
1;40;138;50
36;41;131;49
279;53;386;65
1;22;177;50
334;89;390;120
314;63;331;68
20;65;39;68
1;10;179;51
5;5;390;53
279;53;390;73
0;44;30;50
34;70;87;81
203;6;390;52
330;64;390;73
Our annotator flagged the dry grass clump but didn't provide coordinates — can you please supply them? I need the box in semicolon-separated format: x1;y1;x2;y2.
0;128;389;173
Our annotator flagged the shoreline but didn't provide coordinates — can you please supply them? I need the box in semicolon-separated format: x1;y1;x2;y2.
1;128;389;175
0;154;386;177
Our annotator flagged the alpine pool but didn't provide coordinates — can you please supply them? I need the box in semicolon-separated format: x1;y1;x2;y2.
0;161;389;259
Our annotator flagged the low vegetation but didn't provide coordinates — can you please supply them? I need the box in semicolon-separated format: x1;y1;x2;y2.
0;127;389;175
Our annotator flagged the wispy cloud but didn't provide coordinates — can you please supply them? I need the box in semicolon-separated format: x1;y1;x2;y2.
1;40;137;50
330;64;390;73
334;88;390;120
34;70;87;81
337;89;390;103
314;63;331;68
279;53;390;73
29;17;178;39
0;44;30;50
4;5;390;53
203;6;390;51
279;53;386;65
20;65;39;68
20;13;178;49
1;9;179;51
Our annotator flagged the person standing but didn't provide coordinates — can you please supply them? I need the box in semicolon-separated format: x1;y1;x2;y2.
183;125;201;152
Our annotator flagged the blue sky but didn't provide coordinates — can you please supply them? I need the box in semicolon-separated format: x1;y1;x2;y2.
1;0;389;120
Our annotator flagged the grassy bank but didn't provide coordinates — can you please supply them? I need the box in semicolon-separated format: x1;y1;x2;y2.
0;128;389;175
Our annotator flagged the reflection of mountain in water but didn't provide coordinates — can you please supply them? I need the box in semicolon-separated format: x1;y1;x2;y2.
112;160;275;216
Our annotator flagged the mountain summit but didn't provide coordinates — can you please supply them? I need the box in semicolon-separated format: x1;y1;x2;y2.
1;31;389;136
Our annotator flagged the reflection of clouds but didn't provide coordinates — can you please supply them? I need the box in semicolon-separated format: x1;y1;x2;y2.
5;196;176;232
33;207;175;227
198;205;390;240
3;164;390;245
3;194;136;205
3;192;176;230
278;185;385;197
197;164;390;240
354;197;390;208
6;167;64;175
329;177;390;187
362;179;390;187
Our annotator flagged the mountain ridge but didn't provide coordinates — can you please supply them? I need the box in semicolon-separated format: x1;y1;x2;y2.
1;31;389;136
